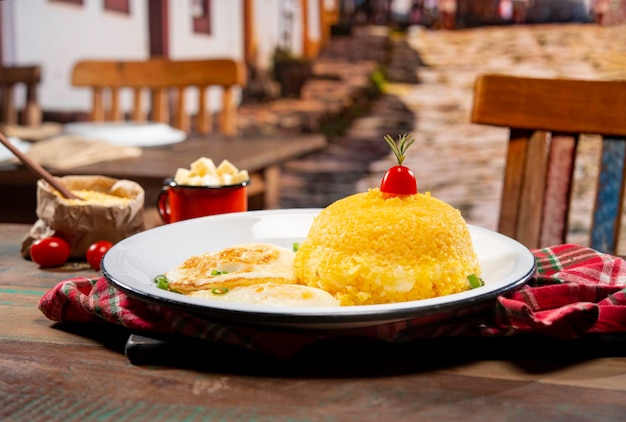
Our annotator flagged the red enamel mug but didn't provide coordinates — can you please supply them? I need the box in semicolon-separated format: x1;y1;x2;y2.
157;179;248;223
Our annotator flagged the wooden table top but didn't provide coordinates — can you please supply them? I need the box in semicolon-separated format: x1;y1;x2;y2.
0;133;328;181
1;222;625;420
0;132;327;224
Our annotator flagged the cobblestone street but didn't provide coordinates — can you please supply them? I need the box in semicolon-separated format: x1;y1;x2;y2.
278;22;626;251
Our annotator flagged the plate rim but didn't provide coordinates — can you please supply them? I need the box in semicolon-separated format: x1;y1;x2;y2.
102;209;536;329
63;121;187;147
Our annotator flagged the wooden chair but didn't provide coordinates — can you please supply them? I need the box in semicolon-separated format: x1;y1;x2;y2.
470;74;626;254
0;65;42;126
71;58;246;136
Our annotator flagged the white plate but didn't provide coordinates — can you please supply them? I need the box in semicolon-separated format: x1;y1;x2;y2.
102;209;536;330
63;121;187;147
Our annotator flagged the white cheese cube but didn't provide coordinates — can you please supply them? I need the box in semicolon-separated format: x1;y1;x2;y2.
190;157;217;177
233;170;249;184
217;159;238;176
173;168;191;184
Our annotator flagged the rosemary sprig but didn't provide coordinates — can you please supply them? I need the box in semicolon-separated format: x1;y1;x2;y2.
383;134;415;166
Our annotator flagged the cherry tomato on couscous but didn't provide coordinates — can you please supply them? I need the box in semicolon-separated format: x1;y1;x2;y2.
379;134;417;195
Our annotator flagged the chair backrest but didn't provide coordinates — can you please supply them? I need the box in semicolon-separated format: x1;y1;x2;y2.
0;65;42;126
71;58;247;136
470;74;626;254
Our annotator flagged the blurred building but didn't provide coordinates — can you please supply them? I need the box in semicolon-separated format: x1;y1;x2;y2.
0;0;339;119
340;0;626;28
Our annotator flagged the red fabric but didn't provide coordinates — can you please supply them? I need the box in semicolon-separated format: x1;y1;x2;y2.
39;244;626;359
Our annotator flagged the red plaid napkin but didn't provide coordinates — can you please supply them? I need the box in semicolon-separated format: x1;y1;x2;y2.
39;244;626;360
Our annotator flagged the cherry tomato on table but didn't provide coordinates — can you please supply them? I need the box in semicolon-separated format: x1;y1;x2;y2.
30;237;71;268
86;240;114;271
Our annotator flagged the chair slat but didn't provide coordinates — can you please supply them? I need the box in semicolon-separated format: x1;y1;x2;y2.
174;87;188;132
591;137;626;254
151;88;168;123
92;87;105;121
498;130;529;238
131;88;144;122
540;134;577;247
109;87;121;121
196;87;211;134
0;84;17;124
516;130;550;248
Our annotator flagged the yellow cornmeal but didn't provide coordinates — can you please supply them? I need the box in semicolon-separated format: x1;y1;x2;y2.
54;189;130;206
294;188;481;306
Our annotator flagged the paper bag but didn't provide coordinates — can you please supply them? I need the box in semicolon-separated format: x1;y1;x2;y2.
22;175;145;260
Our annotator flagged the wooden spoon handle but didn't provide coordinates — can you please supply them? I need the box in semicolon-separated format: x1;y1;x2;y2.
0;132;82;200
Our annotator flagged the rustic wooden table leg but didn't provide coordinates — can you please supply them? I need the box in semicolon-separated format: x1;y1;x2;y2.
263;165;281;209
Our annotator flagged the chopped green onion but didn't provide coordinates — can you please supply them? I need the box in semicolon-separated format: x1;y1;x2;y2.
154;274;169;290
211;269;228;276
467;274;485;289
292;242;300;252
211;287;229;295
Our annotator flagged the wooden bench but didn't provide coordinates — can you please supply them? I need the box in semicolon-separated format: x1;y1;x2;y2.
0;133;327;226
71;58;246;136
0;65;42;127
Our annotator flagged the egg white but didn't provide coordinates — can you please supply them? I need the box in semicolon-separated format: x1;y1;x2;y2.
189;283;339;307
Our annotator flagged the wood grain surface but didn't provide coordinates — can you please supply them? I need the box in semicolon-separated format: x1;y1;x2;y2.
1;223;625;421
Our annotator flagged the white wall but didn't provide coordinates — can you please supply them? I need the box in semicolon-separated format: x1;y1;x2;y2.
308;0;322;42
254;0;282;68
253;0;315;68
283;0;304;57
169;1;242;59
3;0;148;111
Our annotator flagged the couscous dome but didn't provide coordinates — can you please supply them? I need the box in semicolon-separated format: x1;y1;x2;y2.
294;188;481;306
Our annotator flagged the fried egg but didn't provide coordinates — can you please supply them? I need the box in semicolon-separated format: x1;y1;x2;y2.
166;243;296;294
189;282;340;307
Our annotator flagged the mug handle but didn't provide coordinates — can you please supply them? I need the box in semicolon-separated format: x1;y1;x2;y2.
157;186;172;224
